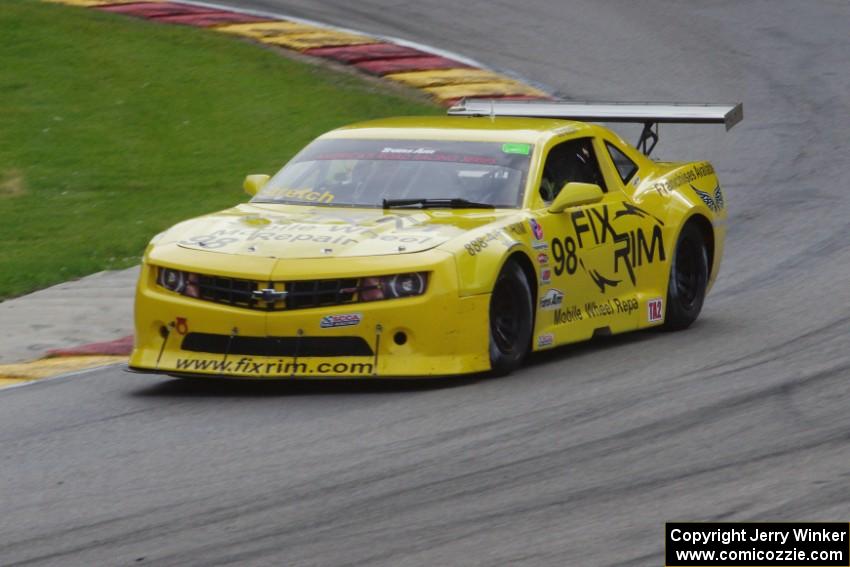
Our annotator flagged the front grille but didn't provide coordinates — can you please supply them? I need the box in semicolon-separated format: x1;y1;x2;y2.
181;333;374;357
286;278;358;309
192;273;358;311
196;274;259;309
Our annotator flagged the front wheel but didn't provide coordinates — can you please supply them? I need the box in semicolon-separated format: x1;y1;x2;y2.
663;222;709;330
489;260;534;376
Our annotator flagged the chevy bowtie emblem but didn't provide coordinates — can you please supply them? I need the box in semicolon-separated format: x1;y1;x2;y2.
252;288;288;301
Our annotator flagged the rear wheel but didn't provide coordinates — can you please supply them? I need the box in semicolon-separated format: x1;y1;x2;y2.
489;260;534;375
663;222;709;330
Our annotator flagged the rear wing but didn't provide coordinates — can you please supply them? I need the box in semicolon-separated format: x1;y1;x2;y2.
447;99;743;155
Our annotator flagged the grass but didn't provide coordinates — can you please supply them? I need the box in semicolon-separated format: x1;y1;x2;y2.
0;0;437;300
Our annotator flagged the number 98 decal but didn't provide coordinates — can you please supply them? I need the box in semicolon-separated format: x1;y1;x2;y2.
550;236;578;275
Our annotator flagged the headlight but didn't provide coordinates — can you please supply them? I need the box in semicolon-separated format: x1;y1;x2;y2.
359;272;429;302
156;268;199;297
158;268;186;293
386;273;427;298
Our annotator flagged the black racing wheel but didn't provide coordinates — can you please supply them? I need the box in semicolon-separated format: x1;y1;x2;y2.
489;260;534;375
663;222;709;330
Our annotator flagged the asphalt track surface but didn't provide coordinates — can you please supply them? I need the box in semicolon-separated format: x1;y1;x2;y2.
2;2;849;565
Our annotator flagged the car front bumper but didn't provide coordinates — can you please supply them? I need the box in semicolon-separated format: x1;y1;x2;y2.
129;249;491;378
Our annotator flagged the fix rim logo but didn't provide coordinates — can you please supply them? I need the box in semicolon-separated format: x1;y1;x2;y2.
549;202;667;293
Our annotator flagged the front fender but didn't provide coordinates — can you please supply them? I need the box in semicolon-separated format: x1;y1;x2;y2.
447;220;536;296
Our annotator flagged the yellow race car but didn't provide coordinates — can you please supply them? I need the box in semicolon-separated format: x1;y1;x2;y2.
129;100;742;379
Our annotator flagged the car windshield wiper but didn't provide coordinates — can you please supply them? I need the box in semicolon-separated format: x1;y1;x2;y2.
382;198;494;209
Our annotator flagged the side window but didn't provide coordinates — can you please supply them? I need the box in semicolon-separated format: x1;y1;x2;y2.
605;142;638;185
539;137;607;202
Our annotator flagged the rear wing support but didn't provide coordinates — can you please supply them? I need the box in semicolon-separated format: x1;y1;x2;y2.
447;100;743;156
637;121;659;156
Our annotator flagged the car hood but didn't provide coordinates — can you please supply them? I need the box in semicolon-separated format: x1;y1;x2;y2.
158;203;514;259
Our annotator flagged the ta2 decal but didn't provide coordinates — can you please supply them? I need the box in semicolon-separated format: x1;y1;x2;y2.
648;297;664;322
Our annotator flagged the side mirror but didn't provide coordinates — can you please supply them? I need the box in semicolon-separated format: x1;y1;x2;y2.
243;174;270;196
548;182;604;213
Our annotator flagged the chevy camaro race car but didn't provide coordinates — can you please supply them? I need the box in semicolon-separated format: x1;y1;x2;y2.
129;100;742;379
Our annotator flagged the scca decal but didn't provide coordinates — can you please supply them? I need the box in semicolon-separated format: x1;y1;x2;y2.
320;313;362;328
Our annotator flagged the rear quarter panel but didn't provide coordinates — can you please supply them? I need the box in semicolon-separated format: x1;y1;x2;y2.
637;160;728;291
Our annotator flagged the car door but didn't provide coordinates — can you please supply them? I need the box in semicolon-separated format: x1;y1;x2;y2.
596;138;670;327
532;137;650;344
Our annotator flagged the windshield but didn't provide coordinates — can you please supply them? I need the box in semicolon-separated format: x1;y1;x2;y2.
253;138;533;208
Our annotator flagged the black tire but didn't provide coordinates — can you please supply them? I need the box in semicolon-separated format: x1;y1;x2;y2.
663;222;709;330
489;260;534;376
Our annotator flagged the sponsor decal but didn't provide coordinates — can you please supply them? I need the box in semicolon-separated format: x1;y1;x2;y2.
540;288;564;310
540;267;551;285
553;296;639;325
548;201;666;293
501;142;531;155
654;162;715;195
381;147;436;155
553;305;582;324
178;212;456;250
320;313;362;328
464;229;513;256
648;297;663;322
174;356;374;376
614;202;664;225
175;317;188;335
507;222;527;236
585;297;638;318
532;240;549;250
691;184;725;212
589;269;621;294
529;218;544;241
537;333;554;348
264;188;335;203
536;252;549;266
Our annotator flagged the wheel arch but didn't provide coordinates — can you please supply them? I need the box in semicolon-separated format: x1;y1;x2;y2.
682;213;715;279
501;248;538;306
